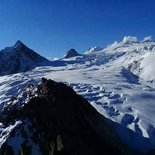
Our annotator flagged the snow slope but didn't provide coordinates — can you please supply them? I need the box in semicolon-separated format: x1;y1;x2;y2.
0;36;155;153
139;51;155;81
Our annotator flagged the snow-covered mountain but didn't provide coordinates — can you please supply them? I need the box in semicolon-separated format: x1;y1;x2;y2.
0;36;155;154
0;40;50;75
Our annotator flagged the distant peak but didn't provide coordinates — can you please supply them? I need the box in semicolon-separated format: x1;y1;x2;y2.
68;49;77;53
14;40;27;49
122;36;138;43
85;46;103;54
64;49;81;58
142;36;152;42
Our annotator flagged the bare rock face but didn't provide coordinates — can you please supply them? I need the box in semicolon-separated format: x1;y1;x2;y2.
0;78;137;155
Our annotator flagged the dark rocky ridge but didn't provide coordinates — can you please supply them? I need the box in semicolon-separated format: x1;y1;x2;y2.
0;78;139;155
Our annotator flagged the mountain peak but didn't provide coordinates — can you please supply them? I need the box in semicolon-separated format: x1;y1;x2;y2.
142;36;152;42
85;46;103;54
64;49;81;58
122;36;138;43
13;40;27;50
0;40;50;75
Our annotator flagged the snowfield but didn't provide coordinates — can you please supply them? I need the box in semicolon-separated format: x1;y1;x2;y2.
0;36;155;153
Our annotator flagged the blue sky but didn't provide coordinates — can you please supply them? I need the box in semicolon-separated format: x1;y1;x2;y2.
0;0;154;58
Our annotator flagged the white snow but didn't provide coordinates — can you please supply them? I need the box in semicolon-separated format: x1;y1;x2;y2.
85;46;103;54
0;121;22;148
140;51;155;81
123;36;138;43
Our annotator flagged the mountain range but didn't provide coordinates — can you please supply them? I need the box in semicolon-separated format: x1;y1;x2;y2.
0;36;155;154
